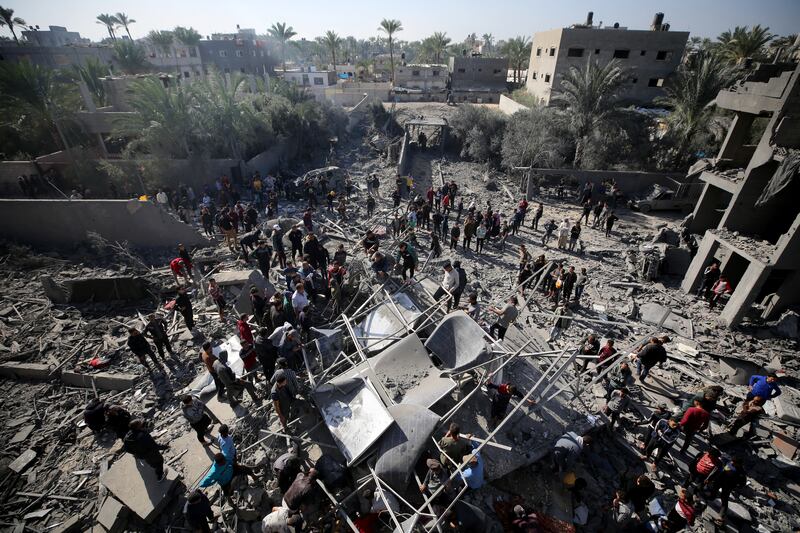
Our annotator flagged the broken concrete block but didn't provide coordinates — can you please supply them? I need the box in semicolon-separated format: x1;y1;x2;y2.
772;310;799;339
8;449;37;473
9;424;35;445
60;371;136;392
42;276;149;304
213;270;275;317
96;496;128;533
0;362;52;380
718;356;765;386
99;454;179;523
772;433;799;460
774;396;800;424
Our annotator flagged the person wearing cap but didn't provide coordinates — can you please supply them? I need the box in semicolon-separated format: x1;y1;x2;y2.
271;358;301;397
433;262;459;311
370;251;389;280
461;443;484;490
488;296;519;341
183;490;214;533
632;336;670;383
271;224;287;269
605;387;631;430
419;458;451;501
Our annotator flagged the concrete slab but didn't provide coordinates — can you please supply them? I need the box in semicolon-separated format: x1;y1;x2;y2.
170;431;217;487
639;302;692;338
772;433;799;460
8;449;37;473
99;454;180;523
61;371;137;391
717;356;765;386
0;363;52;380
774;396;800;424
204;393;249;423
212;270;275;317
96;496;127;533
9;424;35;445
42;276;149;304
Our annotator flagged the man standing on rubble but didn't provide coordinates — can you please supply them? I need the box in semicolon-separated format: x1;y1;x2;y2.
181;395;216;446
696;261;720;299
452;261;468;309
631;336;669;383
288;225;304;262
200;341;226;399
438;423;472;468
605;211;619;237
486;381;536;428
271;225;287;269
434;262;459;311
557;219;570;249
271;373;295;431
123;419;168;482
214;351;261;408
175;286;195;331
144;314;174;360
488;297;519;341
678;399;710;454
127;328;165;372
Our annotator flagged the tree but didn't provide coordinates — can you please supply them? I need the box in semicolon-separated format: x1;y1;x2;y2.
268;22;297;72
322;30;341;71
173;26;201;46
378;19;402;82
71;57;110;107
502;36;531;85
0;62;77;152
449;105;507;165
0;6;26;44
482;33;494;55
429;32;451;64
656;51;734;168
501;107;571;169
113;40;148;74
96;14;119;42
192;71;258;160
115;12;136;40
551;59;627;168
768;34;799;61
717;25;773;64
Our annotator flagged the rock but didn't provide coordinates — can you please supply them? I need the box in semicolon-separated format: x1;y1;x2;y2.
772;310;799;339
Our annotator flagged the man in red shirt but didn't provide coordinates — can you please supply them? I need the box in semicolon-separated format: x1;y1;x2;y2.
688;448;721;486
170;257;190;287
237;314;254;345
679;400;710;453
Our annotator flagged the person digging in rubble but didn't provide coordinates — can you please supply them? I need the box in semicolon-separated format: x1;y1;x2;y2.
604;361;632;401
708;274;733;309
207;278;226;322
144;314;174;360
605;387;631;430
177;244;194;279
175;286;195;331
369;251;388;280
551;431;592;473
200;452;257;499
641;417;681;468
486;381;536;428
83;398;106;433
273;449;303;493
678;398;711;454
488;296;519;341
728;396;765;438
123;419;169;482
420;458;452;506
184;490;215;533
283;468;320;519
104;405;132;440
181;395;217;446
271;373;295;431
170;257;191;287
127;328;165;372
438;423;472;468
239;227;261;262
214;350;261;408
631;335;670;383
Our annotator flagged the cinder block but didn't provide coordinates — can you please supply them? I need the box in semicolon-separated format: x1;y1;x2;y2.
61;371;136;391
96;496;127;533
0;363;52;380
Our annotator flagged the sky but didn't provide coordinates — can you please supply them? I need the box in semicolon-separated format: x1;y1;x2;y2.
3;0;799;43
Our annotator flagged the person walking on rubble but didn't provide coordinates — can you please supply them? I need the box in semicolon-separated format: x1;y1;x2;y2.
127;328;165;372
488;296;519;341
208;278;226;322
631;335;669;383
144;314;174;360
605;387;631;430
486;381;536;428
175;286;195;331
449;223;460;250
214;350;261;407
605;211;619;237
200;341;226;399
199;453;257;499
541;219;557;246
531;202;544;231
181;395;217;446
433;262;459;311
641;417;680;467
696;261;720;299
123;419;168;482
170;257;191;287
678;399;710;454
271;224;287;269
548;305;573;343
557;219;570;249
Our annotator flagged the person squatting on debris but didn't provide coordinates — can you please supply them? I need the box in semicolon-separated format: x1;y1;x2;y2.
486;381;536;428
127;327;166;372
181;394;217;446
551;431;592;473
123;419;168;482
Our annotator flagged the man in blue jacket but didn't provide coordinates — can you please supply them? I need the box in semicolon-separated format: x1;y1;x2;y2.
747;374;781;402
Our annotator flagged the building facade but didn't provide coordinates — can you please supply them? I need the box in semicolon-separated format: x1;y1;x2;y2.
0;43;115;70
393;64;448;101
525;14;688;105
21;26;87;47
142;42;202;80
681;62;800;327
198;37;275;78
448;56;508;103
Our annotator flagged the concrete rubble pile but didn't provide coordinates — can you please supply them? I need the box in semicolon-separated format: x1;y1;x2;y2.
0;102;798;533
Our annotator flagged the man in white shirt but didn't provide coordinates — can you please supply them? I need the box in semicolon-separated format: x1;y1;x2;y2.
557;219;570;249
291;282;309;317
433;262;459;311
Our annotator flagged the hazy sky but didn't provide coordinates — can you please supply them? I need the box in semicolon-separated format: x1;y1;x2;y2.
3;0;799;43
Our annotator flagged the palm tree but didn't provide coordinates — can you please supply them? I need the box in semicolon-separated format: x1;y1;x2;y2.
173;26;201;46
482;33;494;55
0;6;26;44
502;36;531;85
115;12;136;40
769;34;799;61
71;57;110;107
656;51;734;167
551;59;627;168
378;19;402;82
717;25;773;64
268;22;297;73
192;71;257;160
96;14;119;42
322;31;342;71
429;32;451;64
113;40;148;74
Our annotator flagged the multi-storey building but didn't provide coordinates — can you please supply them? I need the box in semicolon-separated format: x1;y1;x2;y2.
448;56;508;103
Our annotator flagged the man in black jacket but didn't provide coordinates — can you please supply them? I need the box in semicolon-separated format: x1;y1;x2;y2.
127;328;163;370
144;314;174;359
123;419;168;481
175;286;194;330
253;241;272;280
633;336;670;383
184;490;214;532
452;261;468;309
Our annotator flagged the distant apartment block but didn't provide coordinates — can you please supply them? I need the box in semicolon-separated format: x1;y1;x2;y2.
198;35;275;78
526;12;688;105
142;41;202;80
448;56;508;103
279;67;337;87
393;64;448;101
0;43;115;70
21;26;87;47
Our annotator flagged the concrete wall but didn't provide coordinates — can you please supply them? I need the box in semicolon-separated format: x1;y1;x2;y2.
395;64;448;92
323;83;391;105
527;27;688;105
0;199;210;249
0;44;117;70
499;94;530;115
527;168;685;197
198;40;275;77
